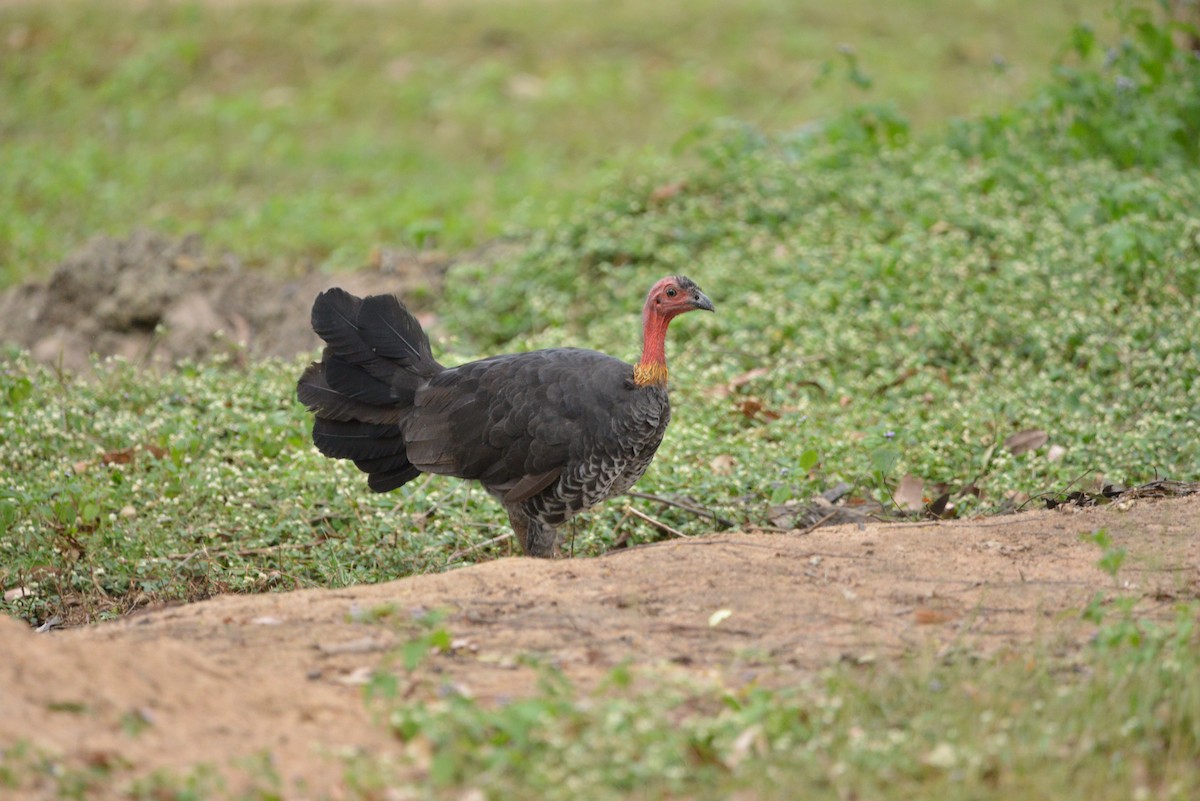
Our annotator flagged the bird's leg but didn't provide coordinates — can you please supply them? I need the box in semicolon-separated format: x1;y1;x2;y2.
525;519;561;558
504;505;561;558
504;505;530;555
569;519;576;559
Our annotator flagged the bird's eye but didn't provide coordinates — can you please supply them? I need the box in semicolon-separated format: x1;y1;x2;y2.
666;288;677;297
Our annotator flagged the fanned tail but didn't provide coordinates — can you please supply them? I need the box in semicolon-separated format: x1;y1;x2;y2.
297;288;443;493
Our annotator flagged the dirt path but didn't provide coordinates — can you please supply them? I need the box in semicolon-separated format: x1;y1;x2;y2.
2;496;1197;797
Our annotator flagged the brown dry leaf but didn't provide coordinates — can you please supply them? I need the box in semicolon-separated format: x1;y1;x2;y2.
649;180;686;203
914;607;957;625
709;366;770;399
3;587;33;602
1005;489;1031;505
725;724;766;769
737;398;780;421
895;474;926;512
873;367;918;397
728;366;770;390
928;493;953;518
144;444;169;459
72;460;91;475
710;454;737;475
1004;429;1049;456
101;448;136;466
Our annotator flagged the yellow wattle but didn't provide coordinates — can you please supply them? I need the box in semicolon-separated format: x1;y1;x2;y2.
633;362;669;387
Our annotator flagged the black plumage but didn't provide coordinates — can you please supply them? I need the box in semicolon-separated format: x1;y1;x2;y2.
297;276;713;557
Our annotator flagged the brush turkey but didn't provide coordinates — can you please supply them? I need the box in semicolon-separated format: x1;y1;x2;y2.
297;275;714;557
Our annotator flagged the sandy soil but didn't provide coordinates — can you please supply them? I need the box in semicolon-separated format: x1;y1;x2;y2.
2;496;1197;797
0;232;503;372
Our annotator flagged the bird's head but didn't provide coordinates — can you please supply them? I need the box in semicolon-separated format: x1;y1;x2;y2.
635;275;713;387
644;275;715;321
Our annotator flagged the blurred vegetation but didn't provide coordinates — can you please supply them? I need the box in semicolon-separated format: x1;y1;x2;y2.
1;0;1107;283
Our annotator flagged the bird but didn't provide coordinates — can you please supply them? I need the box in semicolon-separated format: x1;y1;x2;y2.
296;275;714;557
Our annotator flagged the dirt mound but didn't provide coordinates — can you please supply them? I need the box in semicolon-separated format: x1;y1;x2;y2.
0;231;456;372
2;497;1197;797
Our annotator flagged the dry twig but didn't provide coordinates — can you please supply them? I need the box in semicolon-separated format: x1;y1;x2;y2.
447;532;514;562
626;506;689;539
628;491;735;527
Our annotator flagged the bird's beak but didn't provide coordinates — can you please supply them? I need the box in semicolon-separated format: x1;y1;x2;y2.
690;290;715;312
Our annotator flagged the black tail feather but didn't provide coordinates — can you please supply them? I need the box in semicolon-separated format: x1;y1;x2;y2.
301;287;447;494
353;452;415;473
368;465;423;493
297;363;405;425
309;290;371;366
356;294;442;378
311;418;405;461
322;356;398;406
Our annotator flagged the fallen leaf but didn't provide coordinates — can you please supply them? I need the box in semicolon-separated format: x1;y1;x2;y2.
334;666;375;686
767;502;799;529
710;454;736;475
82;750;124;770
317;637;390;656
927;492;953;518
914;607;957;625
894;474;925;512
1005;489;1031;504
737;398;780;421
649;180;686;203
725;724;765;769
101;448;136;466
4;586;33;602
924;742;958;769
1004;429;1048;456
708;609;733;627
873;367;918;397
1047;444;1067;462
709;366;770;399
727;366;769;390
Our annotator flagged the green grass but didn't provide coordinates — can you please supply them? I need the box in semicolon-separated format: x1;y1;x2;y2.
1;0;1108;283
362;605;1200;801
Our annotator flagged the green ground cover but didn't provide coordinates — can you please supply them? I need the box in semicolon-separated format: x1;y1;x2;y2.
3;0;1196;625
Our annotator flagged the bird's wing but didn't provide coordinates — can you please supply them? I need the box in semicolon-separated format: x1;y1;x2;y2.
403;349;633;495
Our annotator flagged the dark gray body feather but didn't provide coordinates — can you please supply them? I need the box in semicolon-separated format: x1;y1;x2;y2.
298;289;670;556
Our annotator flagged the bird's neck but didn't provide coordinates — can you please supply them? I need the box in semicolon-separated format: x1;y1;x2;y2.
634;309;671;387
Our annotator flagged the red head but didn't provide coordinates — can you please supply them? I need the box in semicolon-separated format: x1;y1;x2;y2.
635;275;714;386
643;275;715;322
